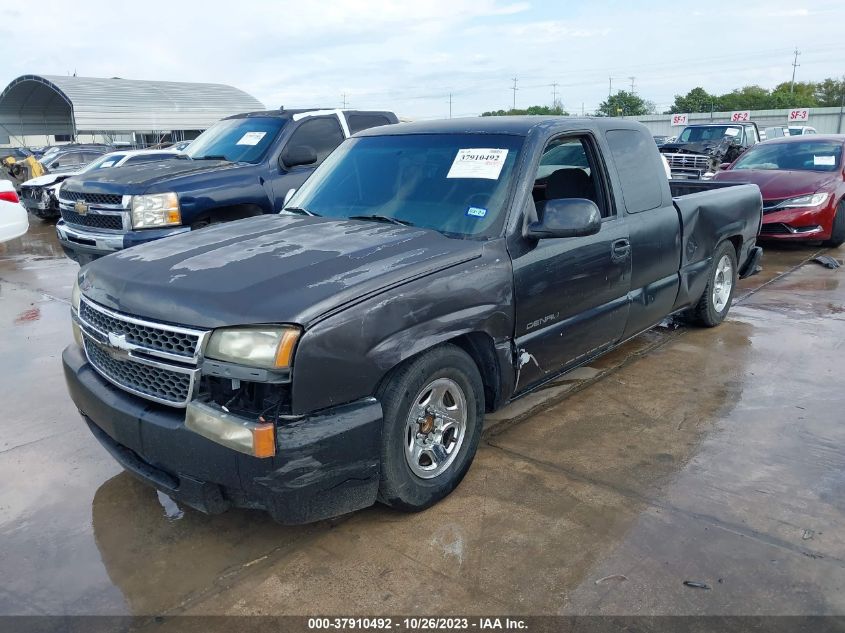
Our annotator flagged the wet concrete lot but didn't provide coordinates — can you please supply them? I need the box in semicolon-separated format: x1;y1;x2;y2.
1;220;844;617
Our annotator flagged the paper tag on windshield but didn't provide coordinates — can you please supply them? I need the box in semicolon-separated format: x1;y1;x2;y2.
447;148;508;179
236;131;267;146
724;128;740;137
99;160;115;168
814;155;835;166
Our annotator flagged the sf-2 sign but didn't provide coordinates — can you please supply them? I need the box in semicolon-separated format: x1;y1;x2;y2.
670;113;688;126
730;111;751;122
789;108;810;122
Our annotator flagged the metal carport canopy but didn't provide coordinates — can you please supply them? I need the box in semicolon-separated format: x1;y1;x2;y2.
0;74;265;136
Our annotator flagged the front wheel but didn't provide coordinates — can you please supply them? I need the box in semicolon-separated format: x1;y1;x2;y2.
689;241;737;327
377;344;484;512
823;202;845;248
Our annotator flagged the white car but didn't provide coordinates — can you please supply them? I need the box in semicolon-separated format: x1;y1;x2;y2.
0;179;29;243
787;125;817;136
20;149;179;220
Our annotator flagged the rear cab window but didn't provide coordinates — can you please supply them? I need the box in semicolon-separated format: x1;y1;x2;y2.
604;129;664;213
345;113;393;135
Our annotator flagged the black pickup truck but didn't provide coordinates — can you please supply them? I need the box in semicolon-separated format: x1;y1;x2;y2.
63;117;763;524
55;108;397;264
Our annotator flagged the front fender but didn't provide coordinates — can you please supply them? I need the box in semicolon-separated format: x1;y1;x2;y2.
290;240;514;415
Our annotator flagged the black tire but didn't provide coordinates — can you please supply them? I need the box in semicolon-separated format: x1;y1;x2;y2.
376;344;484;512
689;241;738;327
823;202;845;248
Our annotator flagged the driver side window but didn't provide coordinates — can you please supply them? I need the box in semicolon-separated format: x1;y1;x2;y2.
284;117;345;166
533;135;610;218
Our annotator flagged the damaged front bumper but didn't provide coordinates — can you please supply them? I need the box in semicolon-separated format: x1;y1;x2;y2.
63;344;383;524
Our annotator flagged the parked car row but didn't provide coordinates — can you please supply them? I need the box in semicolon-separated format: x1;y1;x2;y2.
63;115;764;524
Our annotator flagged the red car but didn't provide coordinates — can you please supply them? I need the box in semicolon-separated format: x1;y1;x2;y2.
714;135;845;247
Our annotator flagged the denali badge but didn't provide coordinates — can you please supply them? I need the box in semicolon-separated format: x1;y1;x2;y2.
74;200;89;215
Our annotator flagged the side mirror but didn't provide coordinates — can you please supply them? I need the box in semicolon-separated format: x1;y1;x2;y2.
527;198;602;239
50;161;59;169
281;145;317;169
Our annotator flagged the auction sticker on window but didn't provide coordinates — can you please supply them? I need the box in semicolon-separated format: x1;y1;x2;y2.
447;148;508;179
236;131;267;146
814;155;836;166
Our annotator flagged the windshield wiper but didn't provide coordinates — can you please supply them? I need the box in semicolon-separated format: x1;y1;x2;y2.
349;215;414;227
282;206;319;217
191;155;230;161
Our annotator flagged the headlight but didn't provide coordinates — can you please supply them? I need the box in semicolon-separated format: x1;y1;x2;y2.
776;192;830;209
205;326;300;369
71;277;81;313
131;192;181;229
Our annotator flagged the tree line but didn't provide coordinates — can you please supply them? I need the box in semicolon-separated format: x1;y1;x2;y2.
481;77;844;118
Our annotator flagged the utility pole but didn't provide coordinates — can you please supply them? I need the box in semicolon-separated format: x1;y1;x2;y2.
511;77;518;111
838;77;844;133
551;82;559;108
448;93;452;119
608;77;613;98
629;76;636;95
790;47;800;94
341;93;348;108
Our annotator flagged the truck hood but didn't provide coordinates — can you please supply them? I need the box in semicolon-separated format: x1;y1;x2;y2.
61;158;236;196
80;214;483;329
713;169;839;200
22;172;78;187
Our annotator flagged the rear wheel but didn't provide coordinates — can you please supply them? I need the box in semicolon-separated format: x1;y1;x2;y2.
689;241;737;327
377;345;484;512
823;201;845;248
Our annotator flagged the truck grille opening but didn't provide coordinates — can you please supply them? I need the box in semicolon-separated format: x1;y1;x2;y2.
84;338;194;406
77;298;208;407
61;190;123;205
80;300;200;359
60;209;123;230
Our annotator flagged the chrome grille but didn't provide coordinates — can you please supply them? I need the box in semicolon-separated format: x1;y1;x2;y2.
663;153;711;170
60;208;123;230
80;299;199;359
77;297;208;407
84;338;193;406
61;190;123;205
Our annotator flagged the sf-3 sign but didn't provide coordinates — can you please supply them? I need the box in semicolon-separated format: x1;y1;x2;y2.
789;108;810;122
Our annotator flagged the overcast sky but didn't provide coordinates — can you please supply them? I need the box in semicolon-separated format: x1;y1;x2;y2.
1;0;843;119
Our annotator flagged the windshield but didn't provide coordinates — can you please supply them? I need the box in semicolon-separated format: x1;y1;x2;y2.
286;133;524;238
81;153;126;172
184;117;285;163
731;141;842;172
677;126;743;143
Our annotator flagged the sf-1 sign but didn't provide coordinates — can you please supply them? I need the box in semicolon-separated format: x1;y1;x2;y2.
789;108;810;121
671;113;688;126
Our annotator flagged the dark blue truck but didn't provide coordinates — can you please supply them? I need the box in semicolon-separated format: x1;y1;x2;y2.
56;108;398;264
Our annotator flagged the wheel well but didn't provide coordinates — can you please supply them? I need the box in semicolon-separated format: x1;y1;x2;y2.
450;332;501;413
191;203;265;227
726;235;742;261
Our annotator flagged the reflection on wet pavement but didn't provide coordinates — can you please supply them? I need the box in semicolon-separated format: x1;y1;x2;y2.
1;223;844;616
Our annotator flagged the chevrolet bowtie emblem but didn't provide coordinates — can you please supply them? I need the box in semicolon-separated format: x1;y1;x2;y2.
107;332;133;351
74;200;89;215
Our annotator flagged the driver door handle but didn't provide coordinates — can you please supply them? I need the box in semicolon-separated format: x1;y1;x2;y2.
611;239;630;261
